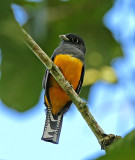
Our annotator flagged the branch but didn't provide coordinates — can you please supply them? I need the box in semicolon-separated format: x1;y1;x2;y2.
22;28;121;150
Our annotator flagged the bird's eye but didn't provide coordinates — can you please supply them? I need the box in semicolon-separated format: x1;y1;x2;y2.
72;37;78;43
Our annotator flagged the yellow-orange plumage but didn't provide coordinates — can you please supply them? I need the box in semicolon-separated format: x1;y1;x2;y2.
45;54;83;115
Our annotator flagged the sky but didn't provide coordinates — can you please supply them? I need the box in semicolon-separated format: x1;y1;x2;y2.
0;0;135;160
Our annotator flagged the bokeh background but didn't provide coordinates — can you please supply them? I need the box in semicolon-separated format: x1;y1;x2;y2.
0;0;135;159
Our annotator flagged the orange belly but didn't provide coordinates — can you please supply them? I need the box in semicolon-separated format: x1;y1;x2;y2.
45;54;83;115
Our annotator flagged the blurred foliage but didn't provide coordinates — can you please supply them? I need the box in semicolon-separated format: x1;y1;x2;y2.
0;0;123;111
83;66;117;86
97;130;135;160
0;0;44;111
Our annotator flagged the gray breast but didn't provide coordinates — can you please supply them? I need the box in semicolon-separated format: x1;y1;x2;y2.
53;44;85;62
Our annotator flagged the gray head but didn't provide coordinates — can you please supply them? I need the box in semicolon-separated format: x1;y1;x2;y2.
59;33;86;54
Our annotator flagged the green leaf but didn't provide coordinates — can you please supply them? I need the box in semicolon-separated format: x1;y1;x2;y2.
97;130;135;160
0;0;44;111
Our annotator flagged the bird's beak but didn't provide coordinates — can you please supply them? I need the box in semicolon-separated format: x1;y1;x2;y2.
59;35;69;41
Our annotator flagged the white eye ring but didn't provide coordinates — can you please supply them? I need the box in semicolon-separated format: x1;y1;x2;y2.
72;38;78;43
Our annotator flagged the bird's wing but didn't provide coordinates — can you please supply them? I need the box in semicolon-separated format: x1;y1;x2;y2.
42;55;55;107
75;65;85;94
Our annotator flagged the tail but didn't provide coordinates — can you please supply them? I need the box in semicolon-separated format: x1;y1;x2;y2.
41;107;63;144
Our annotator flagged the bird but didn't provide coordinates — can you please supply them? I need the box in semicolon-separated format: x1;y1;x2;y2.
41;33;86;144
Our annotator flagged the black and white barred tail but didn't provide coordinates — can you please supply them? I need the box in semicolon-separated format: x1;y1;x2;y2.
41;107;63;144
